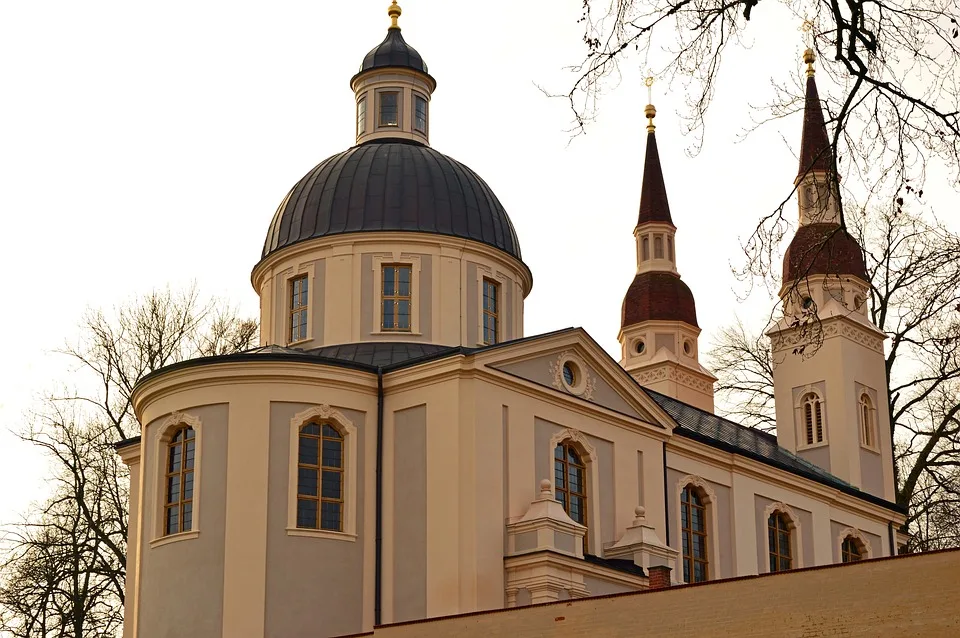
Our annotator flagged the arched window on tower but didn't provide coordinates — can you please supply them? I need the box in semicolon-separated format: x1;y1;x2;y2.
642;237;650;261
667;236;674;262
654;235;664;259
554;442;588;551
859;393;875;448
680;485;709;583
801;392;825;446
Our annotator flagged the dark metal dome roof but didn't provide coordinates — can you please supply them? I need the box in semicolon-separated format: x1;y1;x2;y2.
358;27;429;77
261;140;523;261
621;272;699;328
783;223;867;284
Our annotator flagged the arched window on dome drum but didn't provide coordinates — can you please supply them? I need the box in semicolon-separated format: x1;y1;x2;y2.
841;536;865;562
554;442;588;551
296;422;344;531
802;392;824;446
768;512;792;572
680;485;709;583
859;393;874;448
642;237;650;261
382;265;412;331
164;426;196;536
654;235;664;259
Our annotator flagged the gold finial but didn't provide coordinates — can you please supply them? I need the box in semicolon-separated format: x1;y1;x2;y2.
800;20;816;76
388;1;402;28
644;76;656;132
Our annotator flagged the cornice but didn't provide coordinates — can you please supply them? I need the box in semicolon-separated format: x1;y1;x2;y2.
250;231;533;296
667;435;905;523
503;551;646;589
629;361;717;394
768;313;885;354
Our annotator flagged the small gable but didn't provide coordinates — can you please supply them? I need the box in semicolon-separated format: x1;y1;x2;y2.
493;349;650;423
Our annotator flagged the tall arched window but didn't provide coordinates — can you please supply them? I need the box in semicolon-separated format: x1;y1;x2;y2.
768;512;792;572
297;422;344;531
680;486;709;583
841;536;864;562
859;393;874;448
554;442;588;550
801;392;825;446
641;237;650;261
164;425;196;536
654;235;664;259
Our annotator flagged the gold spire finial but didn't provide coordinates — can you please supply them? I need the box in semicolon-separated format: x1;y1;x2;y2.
800;20;816;76
644;76;656;132
388;1;402;28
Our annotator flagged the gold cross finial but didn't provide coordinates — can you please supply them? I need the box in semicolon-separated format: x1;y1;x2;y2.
644;76;656;132
388;1;402;28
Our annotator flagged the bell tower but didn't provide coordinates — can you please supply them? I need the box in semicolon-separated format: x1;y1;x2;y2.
618;80;716;412
766;49;896;502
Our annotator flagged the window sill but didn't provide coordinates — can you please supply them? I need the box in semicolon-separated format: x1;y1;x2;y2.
797;441;829;451
372;330;422;336
286;527;357;542
149;530;199;548
286;338;311;347
860;443;881;455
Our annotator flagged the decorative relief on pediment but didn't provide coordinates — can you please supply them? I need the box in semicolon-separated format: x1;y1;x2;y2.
549;351;597;400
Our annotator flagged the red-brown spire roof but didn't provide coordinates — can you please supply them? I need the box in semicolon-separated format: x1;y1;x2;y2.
637;130;674;226
797;51;832;179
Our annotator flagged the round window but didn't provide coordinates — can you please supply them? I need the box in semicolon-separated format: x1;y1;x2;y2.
562;362;577;387
635;340;646;355
683;340;692;355
802;297;815;310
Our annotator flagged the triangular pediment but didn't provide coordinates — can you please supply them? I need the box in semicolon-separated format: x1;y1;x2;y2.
477;328;676;432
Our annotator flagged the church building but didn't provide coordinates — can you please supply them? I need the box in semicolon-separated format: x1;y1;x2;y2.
115;5;907;637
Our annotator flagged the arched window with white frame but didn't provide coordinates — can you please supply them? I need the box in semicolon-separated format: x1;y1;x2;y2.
801;392;825;446
287;405;358;541
153;411;203;545
554;441;588;550
680;485;709;583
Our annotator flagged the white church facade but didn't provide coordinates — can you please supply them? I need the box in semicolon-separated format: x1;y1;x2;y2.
115;5;906;637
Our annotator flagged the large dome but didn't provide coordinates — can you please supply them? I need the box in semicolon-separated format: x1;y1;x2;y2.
261;140;523;261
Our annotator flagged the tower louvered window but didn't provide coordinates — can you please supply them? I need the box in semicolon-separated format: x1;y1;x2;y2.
859;393;874;448
802;393;825;446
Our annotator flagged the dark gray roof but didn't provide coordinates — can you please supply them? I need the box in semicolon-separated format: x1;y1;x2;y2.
305;342;457;368
260;140;524;263
357;27;430;77
645;389;904;513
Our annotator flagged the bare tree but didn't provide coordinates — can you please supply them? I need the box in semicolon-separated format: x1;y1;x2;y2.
708;203;960;549
0;286;257;635
566;0;960;285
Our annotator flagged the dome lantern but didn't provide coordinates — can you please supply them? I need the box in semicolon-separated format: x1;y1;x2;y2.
351;2;437;146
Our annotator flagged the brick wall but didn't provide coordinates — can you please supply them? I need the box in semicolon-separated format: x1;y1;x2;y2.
348;549;960;638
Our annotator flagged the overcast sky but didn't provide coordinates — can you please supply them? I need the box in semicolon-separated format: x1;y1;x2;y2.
0;1;952;524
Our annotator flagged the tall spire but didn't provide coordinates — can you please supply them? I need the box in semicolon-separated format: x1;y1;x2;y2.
797;48;832;181
637;80;673;226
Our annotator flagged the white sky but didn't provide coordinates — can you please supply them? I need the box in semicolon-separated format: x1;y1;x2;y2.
0;1;951;524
